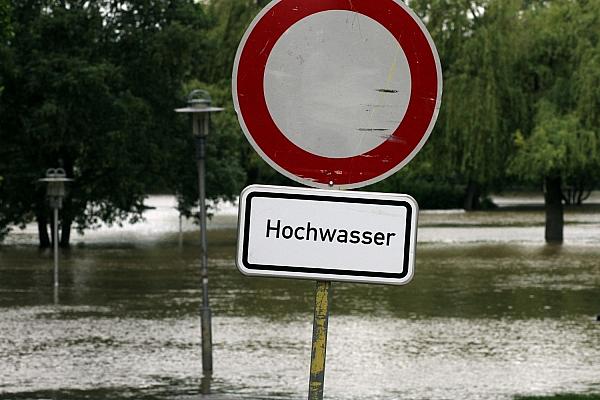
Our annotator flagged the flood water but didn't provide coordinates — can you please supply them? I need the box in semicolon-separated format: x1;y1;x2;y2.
1;194;600;400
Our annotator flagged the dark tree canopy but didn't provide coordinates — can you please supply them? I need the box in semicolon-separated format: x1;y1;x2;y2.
0;0;242;245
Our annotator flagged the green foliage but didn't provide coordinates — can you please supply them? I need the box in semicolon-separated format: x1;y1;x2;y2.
575;44;600;130
509;102;598;184
0;0;220;243
0;0;10;38
397;0;533;206
409;0;482;71
507;0;600;190
411;0;599;207
202;0;262;83
435;0;527;189
369;158;464;209
0;0;12;97
0;1;10;219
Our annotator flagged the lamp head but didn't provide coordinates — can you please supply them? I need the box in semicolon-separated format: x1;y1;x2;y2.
175;89;224;115
188;89;212;109
39;168;72;209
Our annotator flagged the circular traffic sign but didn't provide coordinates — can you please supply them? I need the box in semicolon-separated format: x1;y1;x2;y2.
233;0;442;189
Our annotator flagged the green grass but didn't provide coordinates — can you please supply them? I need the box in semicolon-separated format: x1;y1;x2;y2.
515;395;600;400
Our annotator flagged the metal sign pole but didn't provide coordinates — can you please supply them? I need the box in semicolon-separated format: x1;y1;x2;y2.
308;280;331;400
194;114;213;375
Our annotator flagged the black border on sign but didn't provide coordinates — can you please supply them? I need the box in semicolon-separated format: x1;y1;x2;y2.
241;191;413;279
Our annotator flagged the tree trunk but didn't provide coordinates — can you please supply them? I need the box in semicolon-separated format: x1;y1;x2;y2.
544;176;563;243
463;180;481;211
59;213;72;248
59;156;74;248
37;212;51;249
49;210;56;249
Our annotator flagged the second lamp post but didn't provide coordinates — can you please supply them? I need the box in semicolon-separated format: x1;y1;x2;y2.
39;168;72;303
176;90;223;375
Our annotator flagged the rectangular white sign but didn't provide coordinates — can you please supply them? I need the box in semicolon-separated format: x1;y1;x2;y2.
236;185;418;285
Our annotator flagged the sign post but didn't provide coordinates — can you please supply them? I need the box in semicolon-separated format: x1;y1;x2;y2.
308;280;331;400
233;0;442;398
238;184;418;399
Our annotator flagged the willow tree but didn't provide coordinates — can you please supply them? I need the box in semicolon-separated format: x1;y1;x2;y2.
435;0;528;209
509;0;600;243
202;0;263;84
510;103;597;242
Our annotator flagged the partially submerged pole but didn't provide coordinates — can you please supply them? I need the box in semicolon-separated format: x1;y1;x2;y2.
39;168;72;304
195;126;213;374
53;207;59;302
175;90;223;378
308;280;332;400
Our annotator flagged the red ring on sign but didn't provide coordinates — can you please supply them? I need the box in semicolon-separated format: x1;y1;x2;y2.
235;0;440;188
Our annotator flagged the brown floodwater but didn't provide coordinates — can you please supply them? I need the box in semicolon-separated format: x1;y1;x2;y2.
0;195;599;399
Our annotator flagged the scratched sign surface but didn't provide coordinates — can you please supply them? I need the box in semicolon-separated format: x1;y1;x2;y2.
233;0;442;189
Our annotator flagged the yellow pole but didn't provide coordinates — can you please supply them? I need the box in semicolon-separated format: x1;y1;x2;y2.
308;280;332;400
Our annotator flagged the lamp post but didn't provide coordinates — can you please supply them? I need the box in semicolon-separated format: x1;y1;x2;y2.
39;168;72;303
176;90;223;375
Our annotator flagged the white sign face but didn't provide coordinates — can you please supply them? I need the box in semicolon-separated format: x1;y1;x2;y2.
264;10;412;159
236;185;418;285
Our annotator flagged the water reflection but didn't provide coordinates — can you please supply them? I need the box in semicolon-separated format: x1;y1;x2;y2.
201;374;212;395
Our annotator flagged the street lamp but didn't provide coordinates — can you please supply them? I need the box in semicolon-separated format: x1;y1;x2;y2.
175;90;223;376
39;168;72;302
